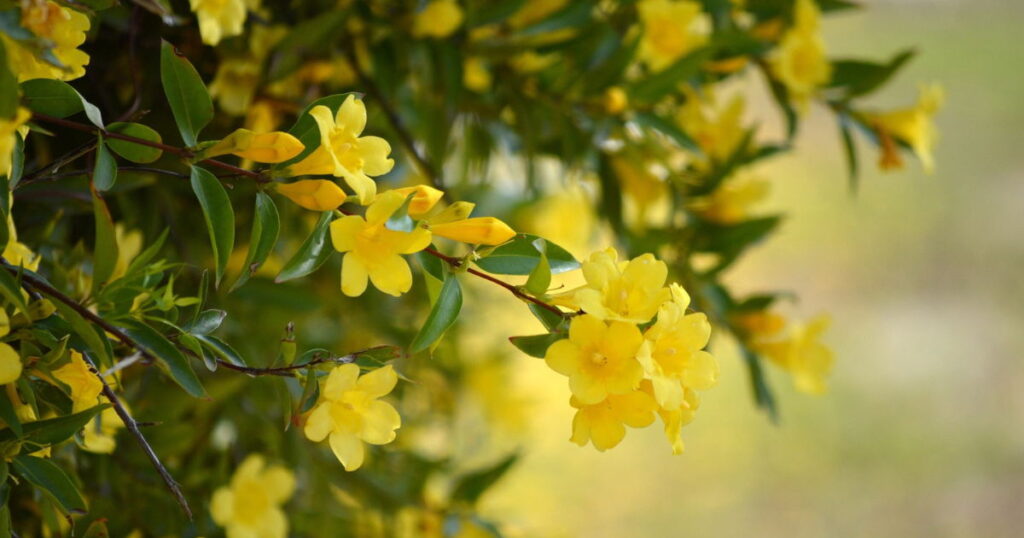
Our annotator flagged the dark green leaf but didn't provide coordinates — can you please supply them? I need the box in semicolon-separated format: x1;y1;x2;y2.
450;453;518;505
0;405;106;445
837;113;859;192
629;47;714;104
105;122;163;163
0;267;29;318
11;455;87;514
524;239;551;296
49;300;113;368
195;334;247;366
410;274;462;353
509;333;563;359
740;345;777;421
186;309;226;335
231;192;280;291
90;188;118;291
0;390;21;437
20;78;104;127
160;40;213;146
275;211;334;282
190;166;235;286
0;41;17;118
528;303;565;332
117;319;206;397
92;136;117;191
829;49;915;99
474;234;579;276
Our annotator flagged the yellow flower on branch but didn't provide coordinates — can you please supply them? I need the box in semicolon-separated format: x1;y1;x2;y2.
206;129;305;164
865;84;944;174
690;176;770;224
771;0;832;108
303;364;401;471
412;0;464;39
51;351;102;412
648;382;701;454
382;185;516;245
285;96;395;205
554;248;671;324
1;108;31;178
0;317;21;384
744;312;834;395
81;406;124;454
545;314;645;405
637;0;709;72
209;58;261;116
1;1;90;81
3;211;41;272
330;190;432;297
190;0;247;46
277;180;347;211
569;389;657;452
388;185;445;218
211;454;296;538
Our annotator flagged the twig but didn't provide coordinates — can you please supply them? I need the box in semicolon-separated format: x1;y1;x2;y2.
213;348;374;377
18;140;98;186
2;263;193;518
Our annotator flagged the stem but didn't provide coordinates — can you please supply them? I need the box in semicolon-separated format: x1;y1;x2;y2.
3;263;193;518
211;346;393;377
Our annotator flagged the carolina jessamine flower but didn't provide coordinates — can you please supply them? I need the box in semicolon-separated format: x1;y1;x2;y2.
865;84;944;174
746;312;834;395
545;314;645;404
81;406;124;454
303;364;401;471
209;58;261;115
637;0;709;72
383;186;516;245
602;87;628;115
609;156;669;227
51;351;102;412
554;249;671;324
3;212;41;272
211;454;296;538
110;224;143;282
206;129;305;164
637;284;718;409
330;190;432;297
771;0;831;108
284;96;394;205
388;185;445;218
690;176;770;224
276;180;347;211
463;57;492;93
645;381;701;454
569;389;657;451
411;0;464;39
0;310;21;384
676;89;747;164
190;0;247;46
1;1;90;81
1;108;31;178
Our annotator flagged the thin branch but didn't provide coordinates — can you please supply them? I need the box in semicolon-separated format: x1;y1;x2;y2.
3;263;193;519
18;139;98;186
211;345;395;376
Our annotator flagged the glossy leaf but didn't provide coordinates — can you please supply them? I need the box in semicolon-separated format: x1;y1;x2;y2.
92;135;118;191
410;274;462;353
160;40;213;146
275;211;334;283
0;405;106;445
90;187;118;291
117;319;206;397
474;234;579;275
12;455;87;514
20;78;104;127
232;192;280;291
105;122;163;163
190;166;235;286
524;239;551;296
508;333;562;359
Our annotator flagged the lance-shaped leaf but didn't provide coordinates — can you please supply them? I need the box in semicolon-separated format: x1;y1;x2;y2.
0;392;21;437
524;238;551;296
0;404;107;445
0;41;17;118
450;453;518;505
160;40;213;146
410;273;462;353
509;333;563;359
117;319;206;397
90;187;118;292
231;192;280;291
628;47;714;104
190;166;235;286
92;135;118;191
12;455;87;514
474;234;579;276
105;122;163;163
50;301;113;368
20;78;104;127
275;211;333;282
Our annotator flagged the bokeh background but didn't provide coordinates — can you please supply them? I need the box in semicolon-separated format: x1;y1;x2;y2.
456;1;1024;536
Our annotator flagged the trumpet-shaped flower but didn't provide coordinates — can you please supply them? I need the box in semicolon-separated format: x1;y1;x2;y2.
330;190;432;296
429;217;515;246
756;315;834;395
303;364;401;471
51;351;102;412
555;249;671;324
637;284;717;408
637;0;709;72
285;96;394;205
690;176;770;224
771;0;831;108
388;185;445;218
545;314;645;404
412;0;464;39
569;389;657;451
190;0;247;46
3;211;41;272
211;454;296;538
206;129;305;164
1;108;30;178
676;89;747;164
81;405;124;454
650;383;701;455
277;180;347;211
865;84;944;174
1;1;90;81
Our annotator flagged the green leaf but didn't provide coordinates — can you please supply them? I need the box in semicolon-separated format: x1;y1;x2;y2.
231;192;280;291
20;78;104;127
410;274;462;353
740;345;777;421
0;41;17;118
0;405;106;445
837;113;859;192
105;122;163;163
829;49;915;99
160;40;213;147
527;303;564;332
0;391;21;437
195;334;247;366
0;267;29;319
524;239;551;296
11;455;87;514
694;216;782;255
628;47;714;104
632;112;702;154
90;187;118;292
186;309;226;335
508;333;562;359
117;319;206;397
275;211;334;283
266;11;349;81
450;453;518;505
49;301;113;369
8;134;24;188
92;135;118;191
190;166;235;286
474;234;579;276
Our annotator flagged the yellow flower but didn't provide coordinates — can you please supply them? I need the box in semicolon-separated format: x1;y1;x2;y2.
609;156;669;227
276;180;347;211
524;185;594;256
865;84;944;174
303;364;401;471
110;224;143;281
752;314;834;395
211;454;295;538
1;1;90;81
0;341;21;385
771;0;831;107
190;0;247;46
412;0;464;39
507;0;568;28
545;314;645;404
463;57;492;93
329;190;432;297
1;108;30;178
650;383;701;454
206;129;305;164
637;284;717;409
285;96;394;205
429;217;515;246
51;351;102;412
676;89;746;164
555;248;671;324
388;185;445;218
602;86;628;115
569;389;656;451
3;211;41;271
81;406;123;454
209;58;261;116
690;176;770;224
637;0;709;72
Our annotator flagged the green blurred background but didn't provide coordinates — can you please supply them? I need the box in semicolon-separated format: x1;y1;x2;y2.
465;1;1024;535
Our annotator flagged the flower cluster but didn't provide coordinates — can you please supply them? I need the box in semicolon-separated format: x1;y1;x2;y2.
546;249;719;453
771;0;832;108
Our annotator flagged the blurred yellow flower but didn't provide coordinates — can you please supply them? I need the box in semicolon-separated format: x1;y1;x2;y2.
602;86;629;115
771;0;831;107
52;351;102;412
211;454;295;538
676;89;746;164
691;176;770;224
412;0;464;39
637;0;709;72
1;1;90;81
4;211;41;271
1;108;30;178
330;190;432;297
507;0;568;28
609;156;669;227
463;57;492;92
865;84;944;174
569;389;656;451
209;58;261;116
190;0;247;46
304;364;401;471
277;180;347;211
207;129;304;164
110;224;143;282
555;248;670;324
285;96;394;205
81;405;124;454
751;314;834;395
545;314;645;405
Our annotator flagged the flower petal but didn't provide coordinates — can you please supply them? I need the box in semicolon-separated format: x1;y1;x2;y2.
366;190;406;226
303;404;332;442
368;254;412;296
569;372;607;405
356;365;398;398
600;321;643;362
336;95;367;136
324;363;360;397
681;350;718;391
356;136;394;176
262;466;296;504
568;314;606;349
330;216;365;253
358;400;401;445
329;431;365;471
341;253;369;297
210;487;234;524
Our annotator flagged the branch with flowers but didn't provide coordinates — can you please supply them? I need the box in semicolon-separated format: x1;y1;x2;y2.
0;0;940;535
